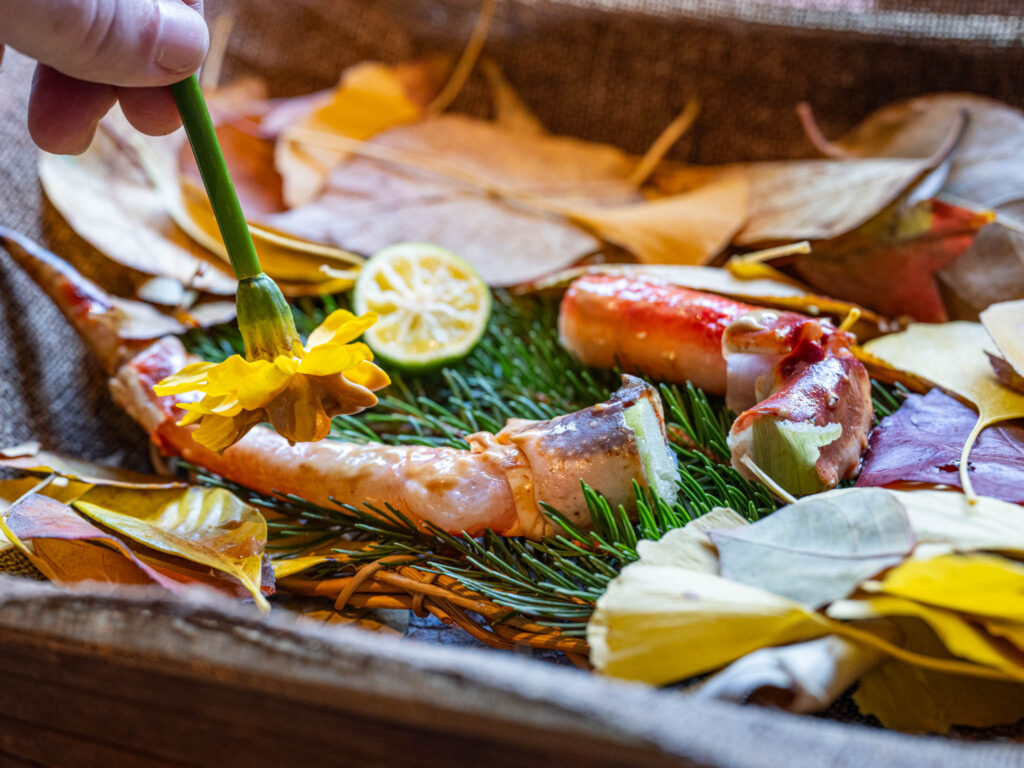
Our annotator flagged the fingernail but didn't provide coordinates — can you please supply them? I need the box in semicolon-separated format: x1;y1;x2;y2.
155;0;208;74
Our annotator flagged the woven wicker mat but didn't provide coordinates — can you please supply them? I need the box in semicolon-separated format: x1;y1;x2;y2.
0;0;1023;750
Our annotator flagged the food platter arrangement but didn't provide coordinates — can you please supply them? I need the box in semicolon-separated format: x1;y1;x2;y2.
2;4;1024;738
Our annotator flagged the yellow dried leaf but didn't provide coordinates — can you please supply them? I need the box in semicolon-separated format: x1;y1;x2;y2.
588;565;827;684
856;658;1024;733
276;62;424;207
852;612;1024;733
567;173;748;265
73;485;268;609
861;322;1024;500
872;553;1024;624
272;554;341;580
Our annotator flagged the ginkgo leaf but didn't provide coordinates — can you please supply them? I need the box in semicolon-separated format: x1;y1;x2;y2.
861;321;1024;501
0;447;185;489
710;489;914;608
854;641;1024;733
271;554;341;579
980;299;1024;390
869;553;1024;624
274;59;449;207
829;487;1024;559
588;565;828;685
566;174;748;265
856;390;1024;504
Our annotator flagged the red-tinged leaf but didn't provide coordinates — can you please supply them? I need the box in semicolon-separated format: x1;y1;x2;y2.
786;199;993;322
1;494;195;593
856;389;1024;504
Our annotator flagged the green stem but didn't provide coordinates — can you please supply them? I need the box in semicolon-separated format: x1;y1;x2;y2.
170;75;262;281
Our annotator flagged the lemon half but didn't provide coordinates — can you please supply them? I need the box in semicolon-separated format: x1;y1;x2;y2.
353;243;492;370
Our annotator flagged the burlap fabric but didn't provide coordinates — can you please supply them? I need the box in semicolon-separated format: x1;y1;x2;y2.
0;0;1023;758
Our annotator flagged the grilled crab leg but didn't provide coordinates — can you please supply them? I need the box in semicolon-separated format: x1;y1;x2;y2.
2;231;678;538
559;274;873;496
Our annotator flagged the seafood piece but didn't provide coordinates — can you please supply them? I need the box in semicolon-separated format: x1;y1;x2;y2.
723;310;872;496
558;274;873;496
559;274;754;393
4;232;678;538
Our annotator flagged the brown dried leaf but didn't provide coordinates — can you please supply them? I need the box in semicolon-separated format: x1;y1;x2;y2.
38;117;237;295
268;114;640;285
802;94;1024;315
273;57;452;208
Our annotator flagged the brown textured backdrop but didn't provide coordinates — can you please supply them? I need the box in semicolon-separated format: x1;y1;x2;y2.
0;1;1023;757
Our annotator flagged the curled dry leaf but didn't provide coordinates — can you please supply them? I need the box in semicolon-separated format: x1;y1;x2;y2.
980;299;1024;391
268;114;638;285
860;322;1024;500
1;493;204;592
696;634;886;713
856;390;1024;505
587;509;828;685
41;107;355;298
566;173;748;265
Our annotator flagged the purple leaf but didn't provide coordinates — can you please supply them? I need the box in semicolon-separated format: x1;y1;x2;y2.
857;389;1024;504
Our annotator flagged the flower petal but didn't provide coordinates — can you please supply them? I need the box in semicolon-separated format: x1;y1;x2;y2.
345;360;391;391
298;341;371;376
153;361;216;395
306;310;377;349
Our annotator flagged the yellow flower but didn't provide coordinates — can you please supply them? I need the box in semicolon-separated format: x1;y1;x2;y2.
154;309;390;452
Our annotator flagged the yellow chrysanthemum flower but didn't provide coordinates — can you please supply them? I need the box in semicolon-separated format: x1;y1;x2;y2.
154;308;390;452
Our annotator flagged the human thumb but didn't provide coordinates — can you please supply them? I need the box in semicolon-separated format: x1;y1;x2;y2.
0;0;208;87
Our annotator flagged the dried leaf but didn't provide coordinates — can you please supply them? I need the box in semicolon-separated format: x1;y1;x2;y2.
73;485;269;607
587;511;826;684
481;59;545;134
710;489;914;608
785;198;993;322
41;107;356;297
870;553;1024;624
272;554;341;579
981;299;1024;388
588;565;827;685
803;94;1024;315
38;121;236;295
857;390;1024;504
0;448;183;489
268;115;640;285
567;173;748;265
0;493;198;593
697;635;885;713
854;626;1024;733
861;322;1024;500
725;158;942;246
274;59;449;207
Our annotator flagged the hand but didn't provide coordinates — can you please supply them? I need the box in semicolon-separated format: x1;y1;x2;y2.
0;0;208;153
